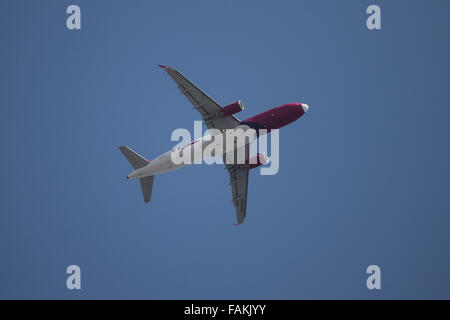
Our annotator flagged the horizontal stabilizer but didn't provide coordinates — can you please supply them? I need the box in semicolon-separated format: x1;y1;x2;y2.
140;176;155;203
118;145;149;170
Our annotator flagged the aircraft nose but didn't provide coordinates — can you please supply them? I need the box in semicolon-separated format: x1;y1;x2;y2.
301;103;309;113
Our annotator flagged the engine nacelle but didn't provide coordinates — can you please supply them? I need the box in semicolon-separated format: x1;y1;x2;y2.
221;100;244;116
246;153;269;169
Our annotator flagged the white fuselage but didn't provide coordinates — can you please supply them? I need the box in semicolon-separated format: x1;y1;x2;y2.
127;125;256;179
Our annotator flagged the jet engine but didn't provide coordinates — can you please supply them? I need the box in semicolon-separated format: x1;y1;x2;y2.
246;153;269;169
221;100;244;116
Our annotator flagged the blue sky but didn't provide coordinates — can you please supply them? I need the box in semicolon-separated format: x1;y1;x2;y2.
1;0;450;299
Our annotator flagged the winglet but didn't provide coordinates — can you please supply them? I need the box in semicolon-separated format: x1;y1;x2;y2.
158;64;167;68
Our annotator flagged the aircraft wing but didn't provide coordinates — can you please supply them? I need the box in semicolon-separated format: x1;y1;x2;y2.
159;65;241;130
224;145;250;225
226;164;249;225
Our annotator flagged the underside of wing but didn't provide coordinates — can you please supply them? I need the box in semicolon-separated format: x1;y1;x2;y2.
227;164;249;225
159;65;241;130
225;144;250;225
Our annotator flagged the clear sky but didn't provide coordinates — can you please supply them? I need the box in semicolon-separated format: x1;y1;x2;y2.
1;0;450;299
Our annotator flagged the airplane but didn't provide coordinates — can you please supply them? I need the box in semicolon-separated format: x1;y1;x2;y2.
119;65;309;225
